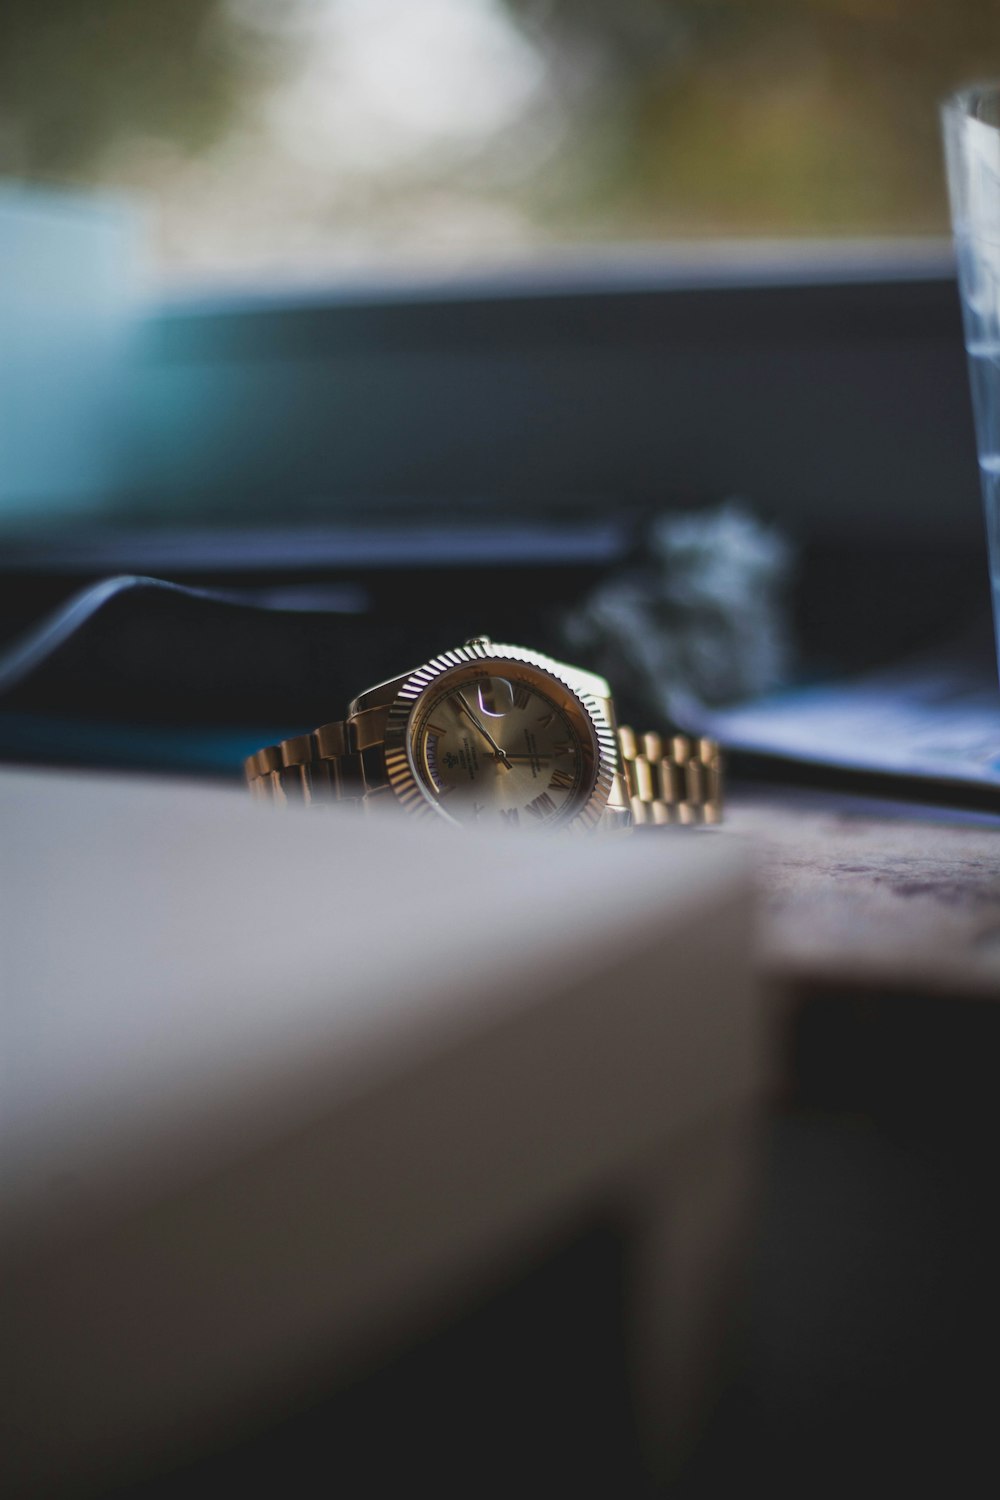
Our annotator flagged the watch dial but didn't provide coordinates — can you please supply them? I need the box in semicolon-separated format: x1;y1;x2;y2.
409;669;594;827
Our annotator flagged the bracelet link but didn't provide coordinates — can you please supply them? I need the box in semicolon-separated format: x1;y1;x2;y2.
617;727;723;828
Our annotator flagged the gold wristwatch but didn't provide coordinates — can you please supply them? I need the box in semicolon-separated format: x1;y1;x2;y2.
245;637;721;830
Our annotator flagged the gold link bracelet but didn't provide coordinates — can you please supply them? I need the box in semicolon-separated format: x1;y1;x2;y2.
247;719;722;827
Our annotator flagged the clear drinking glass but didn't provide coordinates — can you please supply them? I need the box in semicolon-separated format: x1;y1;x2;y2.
943;83;1000;675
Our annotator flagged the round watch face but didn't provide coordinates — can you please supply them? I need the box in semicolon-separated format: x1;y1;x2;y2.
406;663;597;828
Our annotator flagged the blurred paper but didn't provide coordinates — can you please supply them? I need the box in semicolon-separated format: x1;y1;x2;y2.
702;648;1000;792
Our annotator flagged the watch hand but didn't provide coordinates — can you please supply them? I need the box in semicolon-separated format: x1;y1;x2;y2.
456;693;512;769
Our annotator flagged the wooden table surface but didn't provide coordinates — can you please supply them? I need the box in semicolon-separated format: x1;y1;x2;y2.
727;791;1000;1001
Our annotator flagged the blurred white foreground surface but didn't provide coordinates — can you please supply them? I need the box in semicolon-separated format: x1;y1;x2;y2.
1;767;767;1494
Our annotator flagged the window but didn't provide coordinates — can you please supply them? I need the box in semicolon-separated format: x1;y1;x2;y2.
2;0;997;285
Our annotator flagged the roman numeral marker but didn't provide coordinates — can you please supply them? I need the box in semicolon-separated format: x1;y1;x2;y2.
512;685;531;710
525;790;556;820
536;712;556;728
549;768;574;791
499;808;520;827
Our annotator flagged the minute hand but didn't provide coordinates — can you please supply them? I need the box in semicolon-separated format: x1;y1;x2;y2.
456;693;512;769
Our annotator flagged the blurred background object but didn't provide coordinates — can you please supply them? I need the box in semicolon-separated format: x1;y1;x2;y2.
2;0;998;285
943;83;1000;674
0;185;140;519
563;502;794;727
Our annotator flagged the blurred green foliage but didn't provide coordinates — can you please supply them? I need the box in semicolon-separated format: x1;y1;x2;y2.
506;0;1000;233
0;0;274;177
2;0;999;248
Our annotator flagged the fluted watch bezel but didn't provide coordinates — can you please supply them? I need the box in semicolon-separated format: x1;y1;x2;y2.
382;639;618;830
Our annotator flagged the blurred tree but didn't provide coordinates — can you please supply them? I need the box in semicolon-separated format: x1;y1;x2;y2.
3;0;999;271
503;0;1000;234
0;0;277;178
